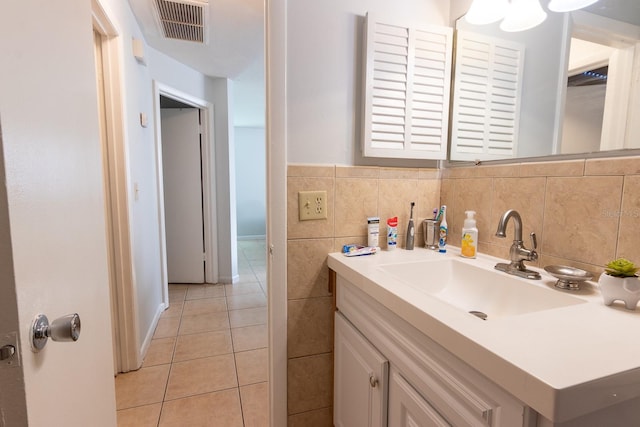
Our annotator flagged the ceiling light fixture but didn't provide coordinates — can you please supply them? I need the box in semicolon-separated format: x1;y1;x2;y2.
464;0;599;32
548;0;599;13
500;0;547;32
465;0;509;25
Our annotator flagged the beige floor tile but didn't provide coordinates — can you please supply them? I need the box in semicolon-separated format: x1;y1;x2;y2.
182;296;227;316
240;382;269;427
117;403;161;427
115;364;170;410
231;324;268;352
159;389;244;427
174;330;233;362
224;282;263;296
161;301;184;319
178;311;229;335
165;354;238;400
186;284;225;300
153;316;180;339
168;289;186;303
287;407;333;427
228;306;267;328
235;348;268;386
143;337;176;367
226;293;267;311
116;240;269;425
237;273;260;284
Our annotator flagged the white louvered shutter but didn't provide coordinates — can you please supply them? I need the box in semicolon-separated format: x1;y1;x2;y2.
450;30;525;161
362;14;453;160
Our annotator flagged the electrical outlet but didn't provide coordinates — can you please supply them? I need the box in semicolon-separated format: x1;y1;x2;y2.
298;190;327;221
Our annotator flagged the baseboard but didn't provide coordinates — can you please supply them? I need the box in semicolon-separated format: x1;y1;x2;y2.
218;274;241;284
238;235;266;241
138;302;167;367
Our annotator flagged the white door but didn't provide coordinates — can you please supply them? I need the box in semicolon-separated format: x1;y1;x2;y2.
334;312;389;427
0;1;117;424
161;108;205;283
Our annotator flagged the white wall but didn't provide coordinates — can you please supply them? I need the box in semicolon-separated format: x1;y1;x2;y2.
286;0;450;165
149;50;238;283
0;1;116;424
561;85;606;154
235;126;266;238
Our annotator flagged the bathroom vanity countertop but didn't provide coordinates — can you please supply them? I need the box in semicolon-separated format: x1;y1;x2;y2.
328;247;640;423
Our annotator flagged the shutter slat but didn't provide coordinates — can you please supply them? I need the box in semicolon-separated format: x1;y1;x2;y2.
363;13;451;159
450;30;524;161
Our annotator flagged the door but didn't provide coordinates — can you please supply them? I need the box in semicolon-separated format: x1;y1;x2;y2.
334;312;389;427
0;1;117;424
161;108;205;283
388;368;451;427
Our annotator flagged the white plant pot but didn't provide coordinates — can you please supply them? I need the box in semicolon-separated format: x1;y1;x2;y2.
598;274;640;310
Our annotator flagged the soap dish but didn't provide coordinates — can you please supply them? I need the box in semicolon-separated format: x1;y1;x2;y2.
544;265;594;290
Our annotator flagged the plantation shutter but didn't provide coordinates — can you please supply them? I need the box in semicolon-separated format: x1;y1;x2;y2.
450;30;525;161
362;13;453;160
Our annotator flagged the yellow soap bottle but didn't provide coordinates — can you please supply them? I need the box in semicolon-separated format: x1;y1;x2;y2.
461;210;478;258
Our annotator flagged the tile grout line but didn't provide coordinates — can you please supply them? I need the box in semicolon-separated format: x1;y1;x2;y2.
117;240;267;426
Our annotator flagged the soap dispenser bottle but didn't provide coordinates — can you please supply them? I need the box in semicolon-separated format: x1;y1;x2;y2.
461;210;478;258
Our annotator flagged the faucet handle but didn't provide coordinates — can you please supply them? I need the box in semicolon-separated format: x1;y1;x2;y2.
530;232;537;250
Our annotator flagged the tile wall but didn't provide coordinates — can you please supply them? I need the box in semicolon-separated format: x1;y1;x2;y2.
285;155;640;425
441;156;640;276
286;165;440;425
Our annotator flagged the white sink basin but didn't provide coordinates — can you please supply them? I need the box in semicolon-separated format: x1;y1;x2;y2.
378;258;586;319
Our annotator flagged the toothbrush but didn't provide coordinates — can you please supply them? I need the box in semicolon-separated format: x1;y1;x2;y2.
406;202;415;250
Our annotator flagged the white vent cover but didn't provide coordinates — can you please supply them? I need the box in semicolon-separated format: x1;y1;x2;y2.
154;0;208;43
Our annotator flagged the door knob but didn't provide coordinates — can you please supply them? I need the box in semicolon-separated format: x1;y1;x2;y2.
31;313;81;352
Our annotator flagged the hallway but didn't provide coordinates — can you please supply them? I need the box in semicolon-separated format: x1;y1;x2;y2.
115;240;268;426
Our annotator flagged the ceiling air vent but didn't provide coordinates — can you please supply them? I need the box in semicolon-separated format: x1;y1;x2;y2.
154;0;208;43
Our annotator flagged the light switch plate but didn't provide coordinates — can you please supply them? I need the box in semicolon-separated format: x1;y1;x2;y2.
298;190;327;221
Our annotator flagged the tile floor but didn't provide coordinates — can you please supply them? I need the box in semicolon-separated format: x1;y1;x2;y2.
115;239;268;427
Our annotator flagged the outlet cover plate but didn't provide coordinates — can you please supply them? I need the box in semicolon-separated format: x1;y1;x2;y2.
298;190;327;221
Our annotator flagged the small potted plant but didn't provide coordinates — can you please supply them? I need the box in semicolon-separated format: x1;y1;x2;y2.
599;258;640;310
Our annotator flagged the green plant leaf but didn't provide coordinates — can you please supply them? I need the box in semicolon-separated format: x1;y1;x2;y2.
605;258;639;277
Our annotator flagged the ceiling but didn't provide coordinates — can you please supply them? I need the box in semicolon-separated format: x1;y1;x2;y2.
584;0;640;26
127;0;264;79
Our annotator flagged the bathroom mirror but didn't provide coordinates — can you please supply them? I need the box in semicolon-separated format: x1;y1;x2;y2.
449;1;640;162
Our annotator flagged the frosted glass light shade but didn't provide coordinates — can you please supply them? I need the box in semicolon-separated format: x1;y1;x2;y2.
500;0;547;32
548;0;599;12
465;0;509;25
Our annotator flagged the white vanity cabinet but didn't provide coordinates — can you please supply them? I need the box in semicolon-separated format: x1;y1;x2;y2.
334;312;388;427
335;274;531;427
388;367;451;427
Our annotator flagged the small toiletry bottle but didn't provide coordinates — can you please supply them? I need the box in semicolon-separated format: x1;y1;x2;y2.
406;202;415;250
438;205;448;253
387;217;398;250
367;217;380;248
461;210;478;258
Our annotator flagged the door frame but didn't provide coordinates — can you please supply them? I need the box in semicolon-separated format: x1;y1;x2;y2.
266;0;288;424
152;82;218;299
92;0;140;373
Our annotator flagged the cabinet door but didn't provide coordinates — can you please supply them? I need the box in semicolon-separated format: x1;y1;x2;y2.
361;13;453;160
389;368;451;427
334;312;389;427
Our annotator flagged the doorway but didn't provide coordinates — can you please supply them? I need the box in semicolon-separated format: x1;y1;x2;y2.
160;98;208;283
153;83;219;293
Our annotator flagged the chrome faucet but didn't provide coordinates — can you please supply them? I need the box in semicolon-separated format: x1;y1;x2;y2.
494;209;541;279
